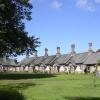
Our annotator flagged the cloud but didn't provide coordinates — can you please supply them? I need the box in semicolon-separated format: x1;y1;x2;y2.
87;2;96;12
76;0;87;7
51;0;63;9
29;0;32;3
76;0;96;12
32;0;46;4
37;0;45;3
95;0;100;3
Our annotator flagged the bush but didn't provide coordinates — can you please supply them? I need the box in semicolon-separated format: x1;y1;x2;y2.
0;88;25;100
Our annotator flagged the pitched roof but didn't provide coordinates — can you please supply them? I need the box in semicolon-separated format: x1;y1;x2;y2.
73;52;88;64
65;52;88;65
18;52;100;66
19;57;34;66
42;55;55;65
84;52;100;65
8;59;17;66
0;58;3;65
54;54;71;65
0;58;17;66
31;56;44;66
49;55;58;65
33;52;89;66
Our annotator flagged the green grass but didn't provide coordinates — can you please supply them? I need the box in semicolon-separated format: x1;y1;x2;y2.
0;88;25;100
0;73;100;100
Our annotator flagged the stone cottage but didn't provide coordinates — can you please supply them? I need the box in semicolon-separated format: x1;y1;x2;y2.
0;43;100;73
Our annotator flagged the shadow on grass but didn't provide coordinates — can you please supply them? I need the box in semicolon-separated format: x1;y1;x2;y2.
0;82;36;90
0;73;55;80
94;84;100;87
63;96;100;100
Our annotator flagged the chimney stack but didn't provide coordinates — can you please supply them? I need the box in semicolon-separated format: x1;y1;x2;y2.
26;51;29;58
71;44;76;55
3;55;7;63
56;47;61;57
44;48;48;58
88;42;93;55
34;51;38;58
88;42;93;51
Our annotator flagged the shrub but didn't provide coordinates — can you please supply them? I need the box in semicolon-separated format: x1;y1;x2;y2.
0;88;25;100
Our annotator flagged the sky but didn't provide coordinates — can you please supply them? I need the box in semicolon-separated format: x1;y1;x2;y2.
16;0;100;61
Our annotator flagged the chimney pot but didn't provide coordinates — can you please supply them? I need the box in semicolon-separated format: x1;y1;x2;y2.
88;42;93;55
71;44;76;55
56;47;61;57
88;42;92;51
44;48;48;57
34;51;38;57
3;55;7;62
26;51;29;58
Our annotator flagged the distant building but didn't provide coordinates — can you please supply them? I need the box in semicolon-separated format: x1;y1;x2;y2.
0;56;17;72
19;42;100;73
0;43;100;73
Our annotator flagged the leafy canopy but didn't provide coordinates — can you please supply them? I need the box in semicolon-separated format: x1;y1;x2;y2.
96;49;100;52
0;0;40;57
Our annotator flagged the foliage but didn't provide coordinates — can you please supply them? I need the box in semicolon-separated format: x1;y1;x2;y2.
97;59;100;65
0;88;25;100
0;0;40;57
96;49;100;52
95;59;100;70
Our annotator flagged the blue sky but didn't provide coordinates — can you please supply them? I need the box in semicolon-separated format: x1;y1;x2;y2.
17;0;100;61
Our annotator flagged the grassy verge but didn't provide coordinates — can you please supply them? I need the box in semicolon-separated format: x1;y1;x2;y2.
0;73;100;100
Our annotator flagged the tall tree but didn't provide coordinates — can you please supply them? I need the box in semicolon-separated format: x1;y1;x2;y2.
0;0;40;57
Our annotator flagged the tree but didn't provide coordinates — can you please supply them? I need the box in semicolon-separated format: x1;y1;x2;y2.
96;49;100;52
93;59;100;87
0;0;40;57
97;59;100;66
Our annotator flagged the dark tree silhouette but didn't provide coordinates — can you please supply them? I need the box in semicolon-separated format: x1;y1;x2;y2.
0;0;40;57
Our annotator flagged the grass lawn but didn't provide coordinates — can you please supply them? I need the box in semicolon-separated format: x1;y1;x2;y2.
0;73;100;100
